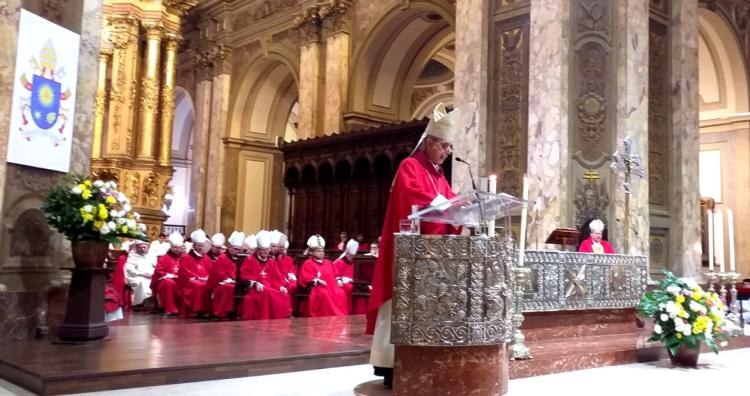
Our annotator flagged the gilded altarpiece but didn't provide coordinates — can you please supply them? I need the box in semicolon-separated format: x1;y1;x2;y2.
569;0;615;229
648;0;671;274
491;1;529;198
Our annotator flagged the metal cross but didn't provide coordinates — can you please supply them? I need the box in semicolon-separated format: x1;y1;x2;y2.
609;137;646;252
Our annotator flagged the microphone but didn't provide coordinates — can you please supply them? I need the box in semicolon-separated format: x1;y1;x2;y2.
455;156;486;234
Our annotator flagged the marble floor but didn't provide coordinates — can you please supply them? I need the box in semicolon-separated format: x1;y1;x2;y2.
1;346;747;396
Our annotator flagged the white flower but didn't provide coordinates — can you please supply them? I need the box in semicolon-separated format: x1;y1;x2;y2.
666;285;682;295
83;204;93;213
71;186;82;194
653;324;663;334
682;328;692;336
658;303;666;310
126;219;137;229
665;301;679;315
133;212;141;220
138;223;147;231
682;278;699;290
123;204;132;213
117;218;127;225
99;224;111;235
689;300;702;313
660;313;668;322
93;180;105;187
107;221;116;229
110;210;121;218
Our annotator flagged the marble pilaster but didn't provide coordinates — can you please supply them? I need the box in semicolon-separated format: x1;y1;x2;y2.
526;0;572;244
323;32;349;135
669;0;701;278
203;72;231;233
299;41;323;138
453;0;490;194
188;75;213;231
0;0;23;215
612;0;649;256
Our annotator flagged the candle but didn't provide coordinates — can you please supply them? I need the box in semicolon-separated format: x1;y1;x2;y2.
518;175;529;267
488;175;497;237
715;209;725;273
707;209;714;272
728;209;736;272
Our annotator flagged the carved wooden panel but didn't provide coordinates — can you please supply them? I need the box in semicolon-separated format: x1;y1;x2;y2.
648;20;670;207
492;14;529;196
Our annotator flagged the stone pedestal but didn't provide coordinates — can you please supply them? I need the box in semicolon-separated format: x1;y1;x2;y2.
394;345;508;396
57;268;108;342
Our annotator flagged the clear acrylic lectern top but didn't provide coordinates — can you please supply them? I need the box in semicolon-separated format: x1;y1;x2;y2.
407;190;524;227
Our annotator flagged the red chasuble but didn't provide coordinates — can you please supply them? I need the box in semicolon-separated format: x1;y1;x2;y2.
151;251;182;315
111;253;128;309
578;237;616;254
177;251;212;316
275;254;298;308
300;258;348;317
208;253;240;319
334;256;355;314
366;150;461;334
239;255;292;320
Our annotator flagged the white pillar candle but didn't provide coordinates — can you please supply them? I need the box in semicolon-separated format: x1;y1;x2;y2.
518;175;529;267
707;208;714;272
728;209;736;272
488;175;497;237
715;209;725;273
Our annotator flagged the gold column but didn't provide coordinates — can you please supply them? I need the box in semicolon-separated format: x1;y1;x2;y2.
158;32;180;167
92;48;111;160
105;16;139;157
136;23;162;161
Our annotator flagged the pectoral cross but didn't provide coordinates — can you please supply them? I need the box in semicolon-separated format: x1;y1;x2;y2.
260;268;267;278
317;271;321;278
609;137;645;253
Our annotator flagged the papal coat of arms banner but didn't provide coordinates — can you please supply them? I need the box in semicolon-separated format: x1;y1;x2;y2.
6;10;80;173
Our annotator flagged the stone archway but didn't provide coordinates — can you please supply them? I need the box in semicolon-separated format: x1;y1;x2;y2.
347;1;456;126
165;87;194;229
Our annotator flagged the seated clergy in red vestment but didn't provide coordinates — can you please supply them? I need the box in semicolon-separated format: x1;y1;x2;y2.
334;239;359;314
300;235;348;317
150;232;185;315
243;234;257;256
577;219;615;254
177;229;213;317
367;103;463;388
208;233;226;262
270;230;298;309
239;230;292;320
208;231;245;319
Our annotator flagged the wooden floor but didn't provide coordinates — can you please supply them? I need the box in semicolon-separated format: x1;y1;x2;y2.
0;313;372;395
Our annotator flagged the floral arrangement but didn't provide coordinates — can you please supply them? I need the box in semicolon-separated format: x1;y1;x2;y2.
43;175;147;244
638;271;731;355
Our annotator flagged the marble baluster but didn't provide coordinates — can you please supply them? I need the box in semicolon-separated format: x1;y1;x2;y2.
669;0;701;277
527;0;573;242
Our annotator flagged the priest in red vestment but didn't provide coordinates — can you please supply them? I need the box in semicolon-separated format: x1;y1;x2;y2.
111;241;132;311
208;231;245;319
208;233;227;262
239;230;292;320
334;239;359;314
243;234;257;255
300;235;348;317
578;219;615;254
367;103;463;387
178;229;213;317
271;230;298;310
151;232;185;315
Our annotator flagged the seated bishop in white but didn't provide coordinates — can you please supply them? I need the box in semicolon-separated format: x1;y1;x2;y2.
125;240;156;306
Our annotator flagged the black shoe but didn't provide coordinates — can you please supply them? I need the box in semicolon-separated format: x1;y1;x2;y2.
373;366;393;388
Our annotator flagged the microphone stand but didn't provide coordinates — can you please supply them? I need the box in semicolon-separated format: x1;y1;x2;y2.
456;157;486;235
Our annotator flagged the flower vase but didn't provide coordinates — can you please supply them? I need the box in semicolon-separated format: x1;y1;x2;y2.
71;240;110;268
668;343;700;367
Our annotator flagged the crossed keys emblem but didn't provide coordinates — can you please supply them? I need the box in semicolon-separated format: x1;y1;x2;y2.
565;265;587;297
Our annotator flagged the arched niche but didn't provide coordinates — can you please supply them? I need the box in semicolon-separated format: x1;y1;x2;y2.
335;160;353;182
172;87;195;161
301;164;317;185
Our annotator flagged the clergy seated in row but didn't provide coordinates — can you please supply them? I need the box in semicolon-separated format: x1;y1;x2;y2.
150;232;185;315
178;229;214;317
334;239;359;313
124;240;156;307
300;235;348;317
208;231;245;319
577;219;615;254
271;231;298;307
240;230;292;320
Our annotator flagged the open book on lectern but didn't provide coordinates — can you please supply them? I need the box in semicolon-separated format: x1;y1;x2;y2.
407;190;524;227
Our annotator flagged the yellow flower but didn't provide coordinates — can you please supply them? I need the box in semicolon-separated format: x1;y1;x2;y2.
675;295;685;304
676;333;683;339
122;226;128;233
106;196;116;204
84;180;92;187
94;221;104;229
692;292;702;301
98;204;108;220
82;189;92;200
678;309;689;319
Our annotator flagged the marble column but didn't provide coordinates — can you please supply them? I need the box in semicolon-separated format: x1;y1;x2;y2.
158;33;180;168
321;0;352;135
92;49;111;160
136;24;162;161
0;0;24;215
453;0;491;195
669;0;701;278
526;0;572;243
612;0;650;256
296;9;323;139
204;46;232;233
188;58;213;231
